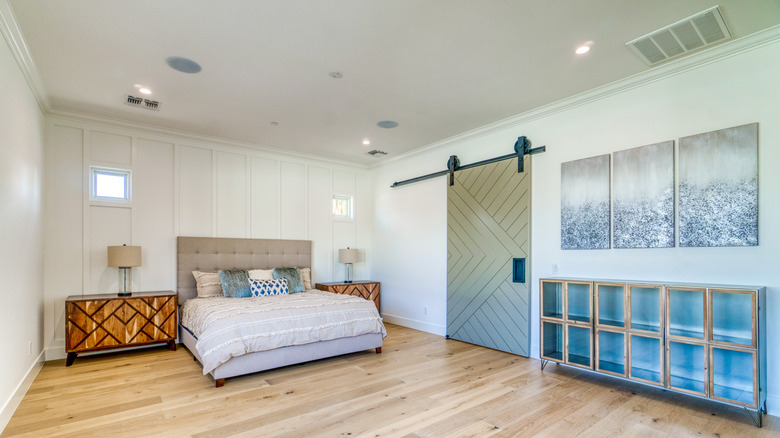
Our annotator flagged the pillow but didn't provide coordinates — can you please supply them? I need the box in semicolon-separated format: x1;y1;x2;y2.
249;278;289;297
300;267;312;290
192;271;222;298
218;269;251;298
249;268;274;280
273;267;305;293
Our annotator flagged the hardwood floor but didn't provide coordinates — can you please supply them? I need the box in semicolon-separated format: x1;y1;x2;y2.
3;323;777;437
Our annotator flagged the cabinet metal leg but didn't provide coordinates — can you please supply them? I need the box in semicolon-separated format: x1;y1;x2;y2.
743;406;762;428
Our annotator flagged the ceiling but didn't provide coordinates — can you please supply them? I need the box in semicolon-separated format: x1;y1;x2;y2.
7;0;780;164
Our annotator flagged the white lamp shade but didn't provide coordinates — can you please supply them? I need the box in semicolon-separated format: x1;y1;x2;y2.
338;248;358;264
107;245;142;267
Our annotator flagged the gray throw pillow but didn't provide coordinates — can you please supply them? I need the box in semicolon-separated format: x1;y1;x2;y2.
218;269;251;298
273;267;305;293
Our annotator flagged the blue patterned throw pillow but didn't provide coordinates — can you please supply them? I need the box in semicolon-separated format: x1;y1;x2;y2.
249;278;289;296
218;269;251;298
273;267;305;293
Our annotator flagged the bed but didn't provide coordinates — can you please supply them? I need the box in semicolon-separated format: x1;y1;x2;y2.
177;236;385;387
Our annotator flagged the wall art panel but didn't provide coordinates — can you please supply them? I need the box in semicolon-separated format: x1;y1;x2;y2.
561;154;610;250
678;123;758;247
613;141;675;248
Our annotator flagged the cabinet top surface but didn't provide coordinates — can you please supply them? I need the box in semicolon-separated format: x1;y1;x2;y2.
316;281;378;286
539;278;764;291
66;291;176;301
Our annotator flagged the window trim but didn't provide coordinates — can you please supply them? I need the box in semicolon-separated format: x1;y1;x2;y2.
332;194;353;220
90;166;132;203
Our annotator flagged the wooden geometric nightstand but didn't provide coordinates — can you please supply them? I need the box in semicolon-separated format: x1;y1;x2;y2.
315;281;380;313
65;290;177;366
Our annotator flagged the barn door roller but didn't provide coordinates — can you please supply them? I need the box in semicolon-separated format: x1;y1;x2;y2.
390;136;546;188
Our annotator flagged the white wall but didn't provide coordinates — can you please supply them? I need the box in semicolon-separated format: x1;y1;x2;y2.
372;35;780;413
0;25;45;430
42;117;373;360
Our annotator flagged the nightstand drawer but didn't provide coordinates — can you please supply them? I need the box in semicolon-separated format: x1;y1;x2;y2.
315;281;380;313
65;291;177;366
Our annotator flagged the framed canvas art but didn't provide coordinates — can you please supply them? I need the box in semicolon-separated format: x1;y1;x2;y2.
678;123;758;247
613;141;675;248
561;154;611;250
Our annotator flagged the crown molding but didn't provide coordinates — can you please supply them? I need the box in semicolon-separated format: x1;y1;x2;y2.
46;109;371;170
0;0;49;113
3;0;777;171
373;24;780;169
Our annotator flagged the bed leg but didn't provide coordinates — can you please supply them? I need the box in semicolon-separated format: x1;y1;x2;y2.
215;379;225;388
375;347;382;354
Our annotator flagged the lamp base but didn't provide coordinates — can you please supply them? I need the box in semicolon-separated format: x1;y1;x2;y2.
118;267;133;296
344;263;354;284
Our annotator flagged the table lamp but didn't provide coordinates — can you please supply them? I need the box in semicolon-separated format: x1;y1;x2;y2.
107;244;141;296
338;247;358;283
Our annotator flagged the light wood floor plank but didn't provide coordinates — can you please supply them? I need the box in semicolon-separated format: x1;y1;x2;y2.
3;324;777;437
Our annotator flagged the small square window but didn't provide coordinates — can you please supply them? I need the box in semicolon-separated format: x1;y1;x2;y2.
333;195;352;219
90;166;131;202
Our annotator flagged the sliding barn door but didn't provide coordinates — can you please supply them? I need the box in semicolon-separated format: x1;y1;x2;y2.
447;157;531;356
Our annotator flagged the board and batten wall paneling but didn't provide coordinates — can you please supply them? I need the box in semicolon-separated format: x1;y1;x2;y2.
216;151;248;237
309;166;334;283
354;173;373;282
134;139;175;291
332;171;356;282
44;124;84;346
280;162;307;239
90;131;132;165
87;206;132;293
178;145;213;237
40;118;373;361
85;131;134;295
250;157;280;238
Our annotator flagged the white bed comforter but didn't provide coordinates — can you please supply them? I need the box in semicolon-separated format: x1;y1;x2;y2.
181;290;386;375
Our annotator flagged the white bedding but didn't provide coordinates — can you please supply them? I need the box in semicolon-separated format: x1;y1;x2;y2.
181;290;386;374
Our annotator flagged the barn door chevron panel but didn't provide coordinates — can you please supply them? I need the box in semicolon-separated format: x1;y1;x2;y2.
447;158;531;356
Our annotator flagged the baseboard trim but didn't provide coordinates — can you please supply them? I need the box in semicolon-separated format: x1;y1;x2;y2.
381;313;446;336
45;344;66;361
0;351;45;433
765;395;777;417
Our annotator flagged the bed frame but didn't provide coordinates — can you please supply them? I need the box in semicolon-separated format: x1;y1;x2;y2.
177;236;383;387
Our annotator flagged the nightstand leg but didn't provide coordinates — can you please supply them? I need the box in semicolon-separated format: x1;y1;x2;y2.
66;353;77;366
167;340;176;351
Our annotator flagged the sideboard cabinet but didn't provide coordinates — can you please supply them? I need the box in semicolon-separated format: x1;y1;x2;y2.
540;278;766;426
65;291;177;366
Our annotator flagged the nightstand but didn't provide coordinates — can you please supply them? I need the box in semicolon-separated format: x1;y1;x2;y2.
315;281;381;312
65;291;177;366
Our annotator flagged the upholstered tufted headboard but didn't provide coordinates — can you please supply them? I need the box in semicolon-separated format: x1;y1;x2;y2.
177;236;312;303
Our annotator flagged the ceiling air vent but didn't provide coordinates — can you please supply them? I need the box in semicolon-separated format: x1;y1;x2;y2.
626;6;732;65
367;149;388;157
125;95;161;111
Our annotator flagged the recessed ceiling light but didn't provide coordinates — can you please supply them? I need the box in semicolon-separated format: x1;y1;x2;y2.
362;139;370;145
377;120;399;129
139;88;152;95
166;56;202;74
270;121;279;126
575;44;592;55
